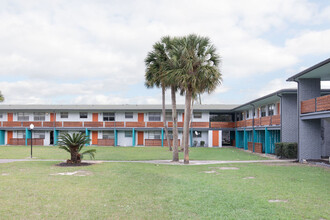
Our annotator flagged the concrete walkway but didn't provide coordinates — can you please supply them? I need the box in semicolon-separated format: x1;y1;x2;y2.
0;158;296;165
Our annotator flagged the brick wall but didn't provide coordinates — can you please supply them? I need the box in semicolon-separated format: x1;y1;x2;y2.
97;139;114;146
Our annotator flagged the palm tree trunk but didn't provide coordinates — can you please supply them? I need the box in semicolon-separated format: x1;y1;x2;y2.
183;89;192;164
171;86;179;161
70;146;79;163
162;86;172;151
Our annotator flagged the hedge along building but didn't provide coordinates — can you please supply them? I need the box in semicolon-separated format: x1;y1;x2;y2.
0;104;237;148
287;58;330;161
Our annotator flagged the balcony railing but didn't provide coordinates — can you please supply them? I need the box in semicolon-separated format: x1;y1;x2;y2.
236;115;281;127
301;94;330;114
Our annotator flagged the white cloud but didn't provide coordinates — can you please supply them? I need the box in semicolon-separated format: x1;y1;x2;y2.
0;0;328;104
257;78;297;98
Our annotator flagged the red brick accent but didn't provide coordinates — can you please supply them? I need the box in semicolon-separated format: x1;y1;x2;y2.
126;122;145;127
9;138;44;145
168;122;183;127
22;122;42;127
210;122;235;128
97;139;114;146
104;122;125;127
254;118;260;126
84;122;103;127
147;122;163;127
3;122;21;127
248;142;253;151
145;139;180;146
254;143;263;153
260;116;271;126
43;122;63;127
237;120;246;127
272;115;281;125
191;122;209;128
301;98;316;113
316;94;330;112
246;119;253;127
63;122;83;127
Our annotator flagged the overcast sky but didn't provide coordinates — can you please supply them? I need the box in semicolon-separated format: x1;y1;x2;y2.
0;0;329;105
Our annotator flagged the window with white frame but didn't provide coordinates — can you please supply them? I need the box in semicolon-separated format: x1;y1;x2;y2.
125;112;133;119
261;106;267;117
17;131;26;139
165;112;172;121
34;112;45;121
80;112;88;119
17;112;29;121
268;104;275;116
60;112;68;118
33;131;45;139
148;112;161;121
193;131;202;138
166;131;173;139
125;131;132;138
103;131;114;139
148;131;161;139
103;112;115;121
193;112;202;119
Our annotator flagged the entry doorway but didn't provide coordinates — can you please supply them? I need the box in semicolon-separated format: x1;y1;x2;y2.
50;131;54;145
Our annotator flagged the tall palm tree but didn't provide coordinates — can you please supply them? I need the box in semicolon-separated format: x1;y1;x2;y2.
168;34;222;164
0;92;4;102
162;36;180;161
145;41;172;151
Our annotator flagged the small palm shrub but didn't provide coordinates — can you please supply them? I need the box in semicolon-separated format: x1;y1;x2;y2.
58;132;96;164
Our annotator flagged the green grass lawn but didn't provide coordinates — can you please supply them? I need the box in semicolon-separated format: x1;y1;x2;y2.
0;145;268;161
0;161;329;219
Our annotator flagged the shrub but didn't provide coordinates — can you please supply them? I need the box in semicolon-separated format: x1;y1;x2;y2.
200;141;205;147
275;143;283;157
283;142;298;159
275;142;297;159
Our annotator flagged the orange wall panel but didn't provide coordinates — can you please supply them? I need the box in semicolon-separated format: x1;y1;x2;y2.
7;131;13;144
137;131;144;145
92;113;98;122
50;113;55;122
138;113;144;122
212;130;219;147
8;113;13;122
92;131;98;145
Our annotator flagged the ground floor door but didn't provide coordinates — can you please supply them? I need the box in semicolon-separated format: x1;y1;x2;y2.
137;131;144;145
212;130;219;147
50;131;54;145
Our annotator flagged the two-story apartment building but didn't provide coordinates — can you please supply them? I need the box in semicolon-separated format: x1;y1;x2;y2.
0;59;329;161
0;104;236;148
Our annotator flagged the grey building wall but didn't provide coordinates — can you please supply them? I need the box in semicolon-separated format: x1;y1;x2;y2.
281;94;298;143
298;78;321;161
321;118;330;157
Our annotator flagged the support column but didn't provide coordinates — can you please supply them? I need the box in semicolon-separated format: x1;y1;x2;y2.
235;129;238;148
161;128;164;147
253;128;256;152
25;128;28;146
114;129;117;147
243;128;247;150
265;127;269;154
84;128;89;146
298;78;321;161
0;130;5;145
190;128;193;147
132;128;135;147
54;128;58;145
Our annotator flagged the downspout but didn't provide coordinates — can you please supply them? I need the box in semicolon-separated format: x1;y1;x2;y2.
250;104;255;152
276;93;282;142
293;79;300;161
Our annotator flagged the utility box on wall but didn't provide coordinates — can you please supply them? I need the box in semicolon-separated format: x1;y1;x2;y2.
208;130;222;147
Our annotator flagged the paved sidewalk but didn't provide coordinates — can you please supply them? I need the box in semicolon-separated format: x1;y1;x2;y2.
0;158;296;165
